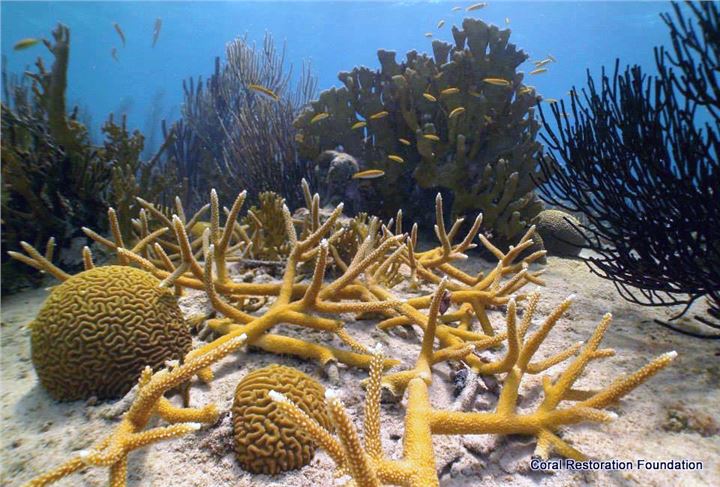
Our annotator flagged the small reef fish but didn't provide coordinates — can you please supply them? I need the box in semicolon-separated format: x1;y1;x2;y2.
310;112;330;124
544;98;559;103
398;138;411;146
440;87;460;96
111;47;119;62
530;68;548;75
466;3;487;12
248;84;280;101
351;121;367;130
13;38;41;51
437;20;445;29
388;155;404;163
484;115;493;123
352;169;385;180
505;17;511;25
295;133;304;142
423;134;441;142
452;6;462;12
370;110;389;120
423;93;437;102
113;22;126;47
483;78;510;87
518;87;533;95
152;17;162;47
533;59;552;68
448;107;466;119
425;33;433;38
469;90;481;97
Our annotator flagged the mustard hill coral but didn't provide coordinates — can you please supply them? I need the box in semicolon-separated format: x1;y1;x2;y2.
29;265;191;400
232;364;332;474
272;288;677;486
243;191;292;261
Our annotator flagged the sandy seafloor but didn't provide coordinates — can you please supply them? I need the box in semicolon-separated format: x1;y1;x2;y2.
2;252;719;487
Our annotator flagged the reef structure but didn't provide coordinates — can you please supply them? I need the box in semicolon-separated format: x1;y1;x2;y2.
9;180;674;486
294;18;544;243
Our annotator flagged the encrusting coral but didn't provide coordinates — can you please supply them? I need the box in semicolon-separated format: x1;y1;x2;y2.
294;18;544;243
9;179;672;486
232;364;332;474
20;264;191;401
271;286;677;486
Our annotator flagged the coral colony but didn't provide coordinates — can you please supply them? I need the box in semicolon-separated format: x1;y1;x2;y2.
11;182;675;486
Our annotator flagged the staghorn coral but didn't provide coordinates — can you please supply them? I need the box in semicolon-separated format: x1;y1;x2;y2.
294;17;544;243
272;286;676;486
26;265;191;401
232;364;332;474
12;179;676;487
13;178;549;486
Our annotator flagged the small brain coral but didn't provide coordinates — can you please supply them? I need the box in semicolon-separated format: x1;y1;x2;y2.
533;209;585;257
232;364;332;475
29;265;191;401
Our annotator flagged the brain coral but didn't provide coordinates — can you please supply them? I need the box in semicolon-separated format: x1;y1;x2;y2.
232;364;332;475
29;265;191;401
533;209;585;257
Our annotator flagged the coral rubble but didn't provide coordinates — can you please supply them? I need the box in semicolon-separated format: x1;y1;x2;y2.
294;18;544;243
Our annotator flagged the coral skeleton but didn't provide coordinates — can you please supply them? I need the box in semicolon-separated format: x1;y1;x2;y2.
11;181;671;486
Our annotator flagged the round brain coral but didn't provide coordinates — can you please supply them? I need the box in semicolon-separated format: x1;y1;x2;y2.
29;265;191;401
232;364;332;475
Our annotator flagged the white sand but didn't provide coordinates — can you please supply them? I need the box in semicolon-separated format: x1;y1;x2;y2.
2;254;719;486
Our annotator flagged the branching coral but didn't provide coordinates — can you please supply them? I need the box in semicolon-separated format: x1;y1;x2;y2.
13;179;547;486
271;287;676;486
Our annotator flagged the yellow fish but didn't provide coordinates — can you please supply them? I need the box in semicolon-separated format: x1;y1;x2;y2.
370;111;389;120
467;3;487;12
398;138;411;146
310;112;330;124
423;93;437;102
437;20;445;29
469;91;481;97
518;87;533;95
425;33;433;38
351;121;367;130
544;98;558;104
423;134;440;142
113;22;126;47
352;169;385;180
483;78;510;87
530;68;548;75
248;84;280;101
294;133;304;143
440;87;460;96
13;38;41;51
388;155;404;163
448;107;466;119
533;59;552;68
484;115;493;123
452;6;462;12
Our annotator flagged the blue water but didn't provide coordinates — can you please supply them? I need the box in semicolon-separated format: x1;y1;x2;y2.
2;1;674;151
